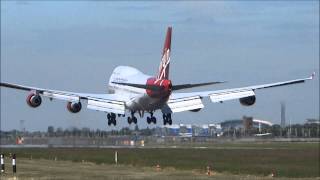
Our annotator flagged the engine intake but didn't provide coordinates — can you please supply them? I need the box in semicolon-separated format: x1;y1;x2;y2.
67;102;82;113
26;93;42;108
239;96;256;106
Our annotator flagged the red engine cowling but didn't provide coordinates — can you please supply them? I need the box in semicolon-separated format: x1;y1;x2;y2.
239;96;256;106
26;93;42;108
67;102;82;113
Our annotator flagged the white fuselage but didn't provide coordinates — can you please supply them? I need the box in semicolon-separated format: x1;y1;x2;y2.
108;66;168;112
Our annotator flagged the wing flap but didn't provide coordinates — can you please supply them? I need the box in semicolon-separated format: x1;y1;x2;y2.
167;96;204;113
172;81;225;91
87;99;125;115
42;92;80;102
209;89;255;103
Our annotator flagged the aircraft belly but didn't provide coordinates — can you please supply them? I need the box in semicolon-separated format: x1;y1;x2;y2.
127;95;166;112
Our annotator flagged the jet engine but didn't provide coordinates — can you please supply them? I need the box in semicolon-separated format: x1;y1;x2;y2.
67;102;82;113
26;93;42;108
239;96;256;106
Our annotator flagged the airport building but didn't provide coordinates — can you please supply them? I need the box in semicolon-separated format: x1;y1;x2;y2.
305;118;320;125
178;124;192;137
155;117;272;137
157;123;222;137
220;118;273;130
219;117;273;136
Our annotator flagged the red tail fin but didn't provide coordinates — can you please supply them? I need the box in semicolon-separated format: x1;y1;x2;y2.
157;27;172;80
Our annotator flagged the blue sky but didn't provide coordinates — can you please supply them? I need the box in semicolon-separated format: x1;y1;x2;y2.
1;1;319;131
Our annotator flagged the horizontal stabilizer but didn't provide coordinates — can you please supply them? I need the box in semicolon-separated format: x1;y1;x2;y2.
172;81;225;91
112;81;225;91
112;82;163;91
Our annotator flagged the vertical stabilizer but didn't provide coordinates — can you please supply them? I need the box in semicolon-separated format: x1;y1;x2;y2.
157;27;172;80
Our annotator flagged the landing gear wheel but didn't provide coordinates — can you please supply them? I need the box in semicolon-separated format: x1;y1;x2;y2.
151;117;157;124
107;113;117;126
129;111;137;125
108;118;114;126
147;112;156;124
147;117;151;124
107;114;111;126
133;117;137;124
162;113;172;125
127;117;132;124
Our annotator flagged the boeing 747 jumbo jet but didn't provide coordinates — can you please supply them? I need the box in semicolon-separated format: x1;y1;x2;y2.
1;27;315;126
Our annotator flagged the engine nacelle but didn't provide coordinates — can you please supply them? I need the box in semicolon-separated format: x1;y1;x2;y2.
189;108;201;112
26;93;42;108
239;96;256;106
67;102;82;113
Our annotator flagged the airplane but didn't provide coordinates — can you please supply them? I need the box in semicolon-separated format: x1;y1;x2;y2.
254;133;272;137
0;27;315;126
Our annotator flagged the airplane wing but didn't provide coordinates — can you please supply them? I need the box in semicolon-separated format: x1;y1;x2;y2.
165;73;315;113
0;82;128;114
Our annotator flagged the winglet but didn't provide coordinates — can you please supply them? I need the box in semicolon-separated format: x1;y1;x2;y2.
309;72;316;80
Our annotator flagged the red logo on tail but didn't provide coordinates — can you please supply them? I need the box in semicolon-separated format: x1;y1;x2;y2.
157;27;172;80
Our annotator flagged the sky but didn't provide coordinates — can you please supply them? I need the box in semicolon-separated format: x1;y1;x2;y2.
1;1;319;131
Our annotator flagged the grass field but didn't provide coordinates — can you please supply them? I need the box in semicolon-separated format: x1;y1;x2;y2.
1;142;319;178
2;158;313;180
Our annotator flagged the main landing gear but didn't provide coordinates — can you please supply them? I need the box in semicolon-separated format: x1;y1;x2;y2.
107;111;172;126
127;112;137;125
146;112;156;124
107;113;117;126
163;113;172;125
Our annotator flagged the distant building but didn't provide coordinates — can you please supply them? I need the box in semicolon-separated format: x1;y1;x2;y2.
160;124;214;137
156;117;272;137
220;118;273;132
193;125;209;137
166;124;180;136
243;116;254;130
179;124;192;137
281;102;286;128
209;124;222;137
198;125;209;137
305;119;320;125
